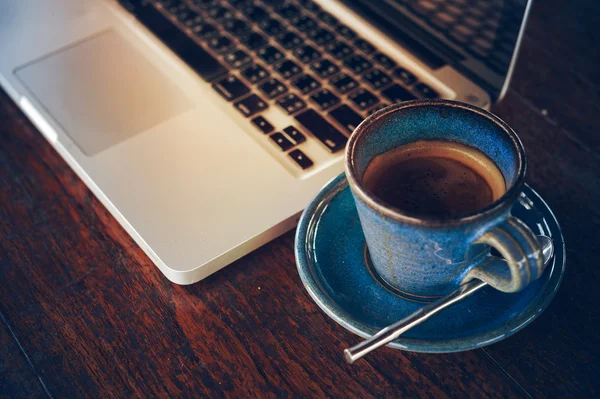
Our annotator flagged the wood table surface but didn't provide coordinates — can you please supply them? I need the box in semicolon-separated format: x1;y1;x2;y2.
1;0;599;397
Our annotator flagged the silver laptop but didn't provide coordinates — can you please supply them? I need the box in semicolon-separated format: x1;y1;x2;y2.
0;0;531;284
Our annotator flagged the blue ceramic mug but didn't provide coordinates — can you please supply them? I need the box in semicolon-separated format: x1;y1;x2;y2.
345;100;545;299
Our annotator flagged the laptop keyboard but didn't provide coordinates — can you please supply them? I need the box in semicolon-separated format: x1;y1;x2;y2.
401;0;520;75
123;0;440;172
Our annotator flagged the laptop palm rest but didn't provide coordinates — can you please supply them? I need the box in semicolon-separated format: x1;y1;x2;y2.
14;29;193;156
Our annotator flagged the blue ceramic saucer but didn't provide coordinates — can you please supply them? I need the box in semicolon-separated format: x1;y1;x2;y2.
295;174;565;353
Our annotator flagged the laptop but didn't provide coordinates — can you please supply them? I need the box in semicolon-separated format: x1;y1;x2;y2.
0;0;531;284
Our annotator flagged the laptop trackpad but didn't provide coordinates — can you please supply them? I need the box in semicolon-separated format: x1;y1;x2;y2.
15;30;193;156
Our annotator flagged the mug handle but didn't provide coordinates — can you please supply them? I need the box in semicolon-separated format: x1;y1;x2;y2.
463;216;546;293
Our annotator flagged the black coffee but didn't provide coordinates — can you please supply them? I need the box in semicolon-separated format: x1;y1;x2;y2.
363;140;506;217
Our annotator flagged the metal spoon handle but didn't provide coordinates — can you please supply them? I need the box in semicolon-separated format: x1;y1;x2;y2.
343;279;487;364
344;236;554;364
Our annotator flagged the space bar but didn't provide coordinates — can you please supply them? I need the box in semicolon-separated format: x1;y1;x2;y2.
135;5;227;82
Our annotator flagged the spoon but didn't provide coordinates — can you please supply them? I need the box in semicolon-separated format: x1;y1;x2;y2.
343;235;554;364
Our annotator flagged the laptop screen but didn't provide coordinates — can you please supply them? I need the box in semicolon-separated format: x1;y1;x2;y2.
339;0;531;101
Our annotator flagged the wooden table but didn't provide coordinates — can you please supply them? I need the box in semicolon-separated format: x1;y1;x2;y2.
1;0;598;397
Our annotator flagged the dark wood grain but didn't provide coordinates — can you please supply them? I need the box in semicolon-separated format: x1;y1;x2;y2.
523;0;600;87
0;319;49;398
486;92;600;398
510;37;600;153
1;1;600;397
506;0;600;154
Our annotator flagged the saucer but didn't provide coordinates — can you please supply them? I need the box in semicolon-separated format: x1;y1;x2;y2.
295;174;565;353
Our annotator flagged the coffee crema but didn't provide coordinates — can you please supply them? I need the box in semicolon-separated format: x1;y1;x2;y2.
362;140;506;218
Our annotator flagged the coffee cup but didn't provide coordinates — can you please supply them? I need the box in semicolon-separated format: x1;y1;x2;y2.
345;100;545;299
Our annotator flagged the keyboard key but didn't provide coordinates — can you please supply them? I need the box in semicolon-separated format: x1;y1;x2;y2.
393;67;417;85
372;53;397;70
223;18;250;37
337;25;357;40
413;0;438;15
169;3;188;13
363;68;392;89
241;63;270;84
288;149;313;169
135;5;226;82
258;45;284;64
454;24;476;38
292;74;321;94
207;5;234;21
294;45;321;64
181;11;203;27
469;45;489;59
414;83;439;98
295;109;347;153
382;84;417;102
471;37;493;51
367;103;390;115
329;73;359;94
276;4;301;21
275;59;302;79
262;0;286;7
190;21;217;39
310;58;340;79
329;104;363;133
349;88;379;110
191;0;216;8
251;115;274;134
208;35;235;53
481;29;496;41
307;28;335;46
283;126;306;145
242;5;268;22
316;11;339;27
277;31;303;50
432;12;456;29
162;0;182;11
173;7;195;22
160;0;185;13
310;89;340;110
449;31;469;44
270;132;294;151
159;0;184;5
162;0;185;7
238;31;268;50
259;77;288;98
343;54;372;74
235;94;268;117
276;93;307;114
296;15;318;32
446;4;465;15
260;18;285;36
212;75;250;101
227;0;250;5
223;49;251;68
467;6;487;19
161;0;185;11
354;38;376;55
325;41;353;60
